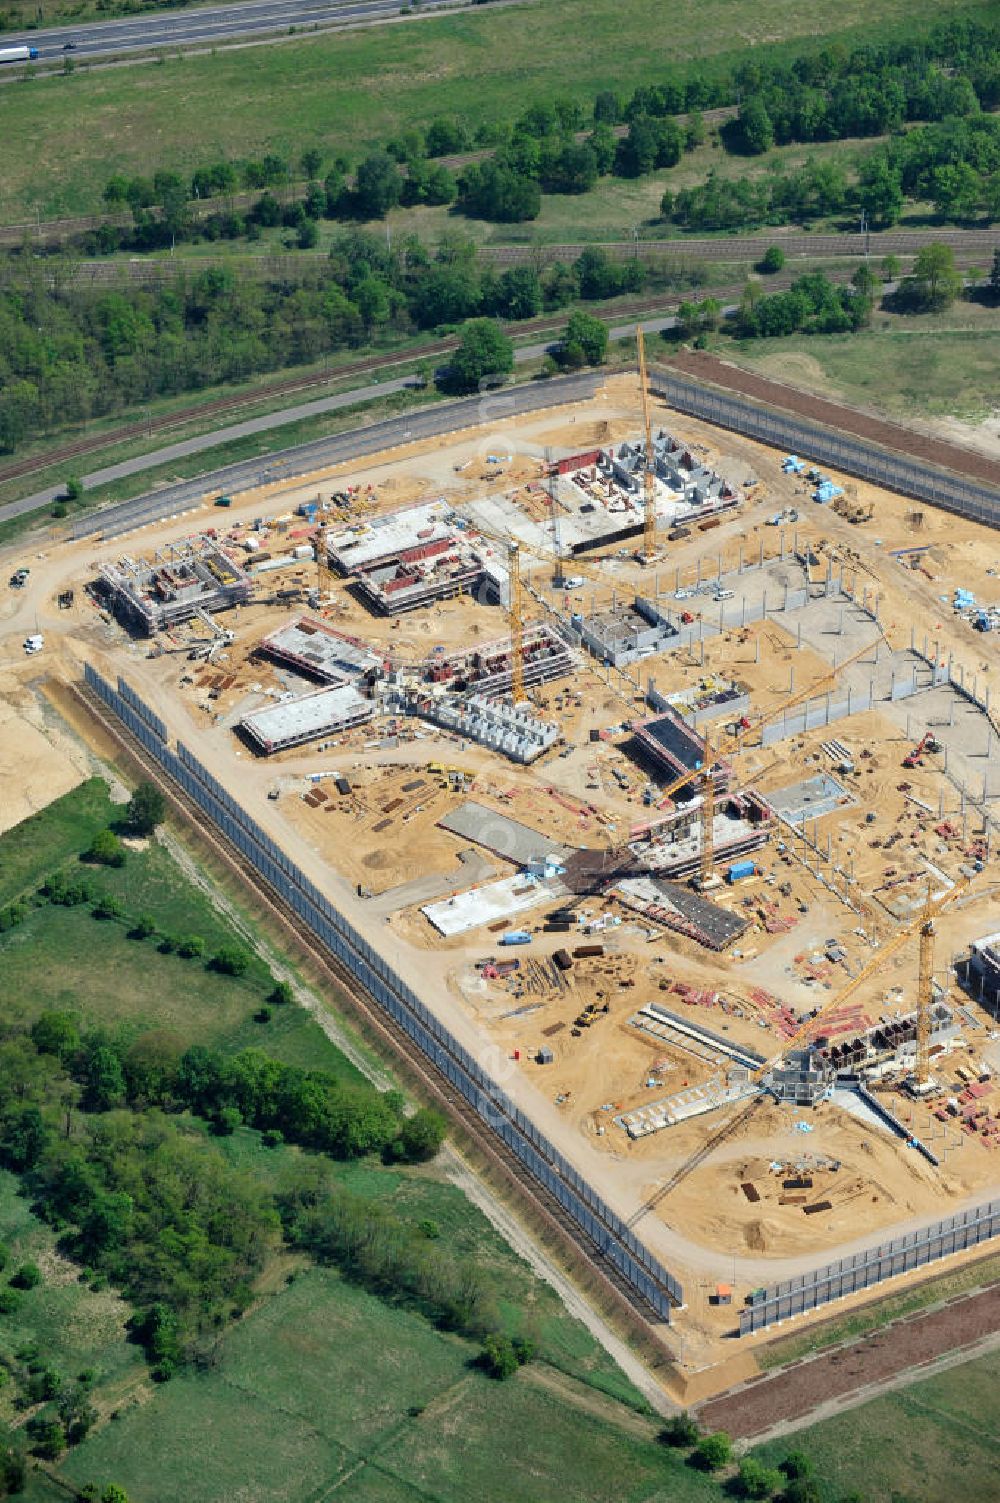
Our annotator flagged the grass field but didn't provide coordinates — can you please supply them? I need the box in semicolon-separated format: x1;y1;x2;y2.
721;299;1000;424
53;1265;701;1503
0;778;365;1078
751;1347;1000;1502
0;0;989;219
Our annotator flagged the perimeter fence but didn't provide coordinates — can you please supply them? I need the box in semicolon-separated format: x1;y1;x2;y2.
84;664;682;1321
650;369;1000;527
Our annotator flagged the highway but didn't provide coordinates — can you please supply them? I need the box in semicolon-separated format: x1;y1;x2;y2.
0;0;460;62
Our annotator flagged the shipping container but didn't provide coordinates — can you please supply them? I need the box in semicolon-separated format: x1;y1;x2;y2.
553;949;573;971
726;859;756;883
573;943;605;958
499;931;532;946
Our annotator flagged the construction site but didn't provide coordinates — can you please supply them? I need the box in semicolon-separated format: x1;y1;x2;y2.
9;331;1000;1383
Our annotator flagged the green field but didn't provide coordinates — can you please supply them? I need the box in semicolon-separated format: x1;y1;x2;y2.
52;1267;696;1503
0;0;989;219
0;777;365;1077
751;1347;1000;1502
722;298;1000;423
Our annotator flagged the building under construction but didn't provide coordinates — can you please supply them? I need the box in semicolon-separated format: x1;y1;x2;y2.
239;682;375;754
633;705;732;797
407;692;557;764
258;615;386;683
419;625;575;699
97;538;253;635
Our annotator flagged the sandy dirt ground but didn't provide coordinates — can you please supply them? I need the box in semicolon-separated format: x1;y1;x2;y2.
3;374;1000;1384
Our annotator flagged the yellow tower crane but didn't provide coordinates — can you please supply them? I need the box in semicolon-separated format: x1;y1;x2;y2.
636;325;658;564
508;540;525;705
314;521;328;598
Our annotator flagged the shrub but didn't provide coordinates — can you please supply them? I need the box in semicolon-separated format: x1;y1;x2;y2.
269;981;294;1006
11;1261;42;1290
176;935;205;959
0;1287;20;1315
758;245;786;273
479;1333;520;1380
692;1432;732;1471
660;1411;700;1447
130;912;156;940
85;829;126;868
210;947;251;977
253;1007;272;1024
739;1456;784;1498
91;896;124;921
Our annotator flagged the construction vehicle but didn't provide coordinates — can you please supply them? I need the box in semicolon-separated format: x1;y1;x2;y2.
903;732;942;769
214;495;233;508
631;876;972;1219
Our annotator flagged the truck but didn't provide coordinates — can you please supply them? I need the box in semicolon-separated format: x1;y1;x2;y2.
0;45;39;63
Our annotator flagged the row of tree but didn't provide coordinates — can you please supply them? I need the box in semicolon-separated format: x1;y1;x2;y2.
84;16;999;244
0;237;633;450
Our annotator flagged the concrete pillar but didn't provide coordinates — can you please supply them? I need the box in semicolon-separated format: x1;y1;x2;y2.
763;589;768;618
780;531;786;562
789;666;795;694
675;566;680;593
696;557;702;585
755;637;760;666
847;686;853;716
910;625;915;652
741;597;747;628
739;543;744;575
949;699;955;727
783;584;789;612
700;638;706;667
868;679;875;710
890;670;896;698
839;605;845;636
718;551;723;581
797;621;802;651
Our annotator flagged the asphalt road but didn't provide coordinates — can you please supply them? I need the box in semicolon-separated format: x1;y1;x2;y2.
0;0;457;61
2;314;681;532
58;368;605;538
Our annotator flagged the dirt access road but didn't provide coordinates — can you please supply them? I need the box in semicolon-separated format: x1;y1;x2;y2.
695;1281;1000;1441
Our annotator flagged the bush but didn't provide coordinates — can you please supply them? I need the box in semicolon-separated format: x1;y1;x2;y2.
210;947;251;977
392;1107;447;1163
176;935;205;959
85;828;126;867
0;1242;8;1271
91;895;125;921
11;1262;42;1290
692;1432;732;1471
479;1333;520;1380
0;1287;20;1315
130;912;156;940
254;1007;272;1025
261;1129;284;1149
269;981;294;1006
758;245;786;273
780;1452;813;1481
739;1456;784;1497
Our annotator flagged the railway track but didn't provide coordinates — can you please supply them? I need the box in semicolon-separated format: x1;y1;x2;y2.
73;679;680;1347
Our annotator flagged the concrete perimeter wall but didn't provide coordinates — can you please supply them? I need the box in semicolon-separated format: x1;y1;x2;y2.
84;664;682;1322
650;369;1000;528
741;1197;1000;1334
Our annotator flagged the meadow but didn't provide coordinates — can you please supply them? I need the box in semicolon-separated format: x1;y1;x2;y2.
0;0;989;219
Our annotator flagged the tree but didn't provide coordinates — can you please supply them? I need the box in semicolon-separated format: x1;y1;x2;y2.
560;309;606;365
393;1107;447;1162
991;248;1000;302
906;243;963;310
447;319;514;393
758;245;785;274
31;1011;80;1063
130;912;156;940
692;1432;732;1471
85;829;126;868
880;253;901;283
176;935;205;959
660;1411;700;1447
102;1487;131;1503
63;475;84;502
739;1456;784;1497
739;97;774;154
125;782;165;836
297;218;319;250
857;152;903;228
83;1044;126;1111
354;154;403;218
301;147;323;179
479;1333;520;1379
780;1452;813;1481
269;981;294;1006
26;1416;65;1461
